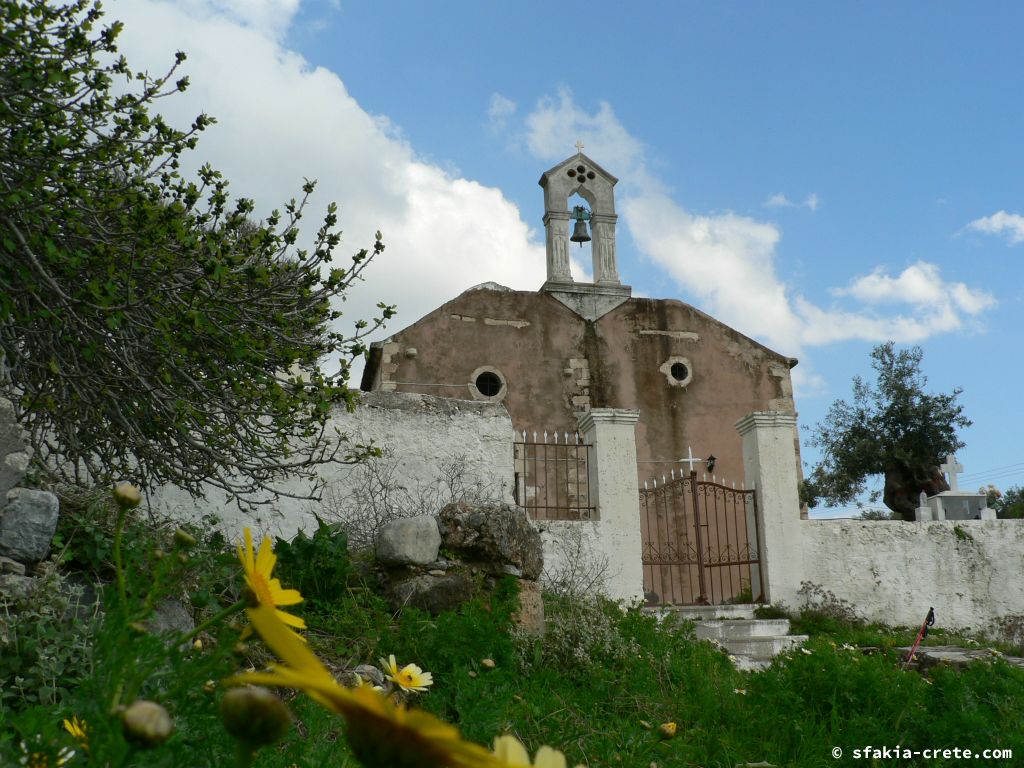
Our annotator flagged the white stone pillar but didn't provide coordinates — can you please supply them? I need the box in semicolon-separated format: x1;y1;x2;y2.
735;412;803;607
577;408;644;603
543;211;573;283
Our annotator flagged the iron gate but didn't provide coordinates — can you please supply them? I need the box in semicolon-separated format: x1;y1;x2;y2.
639;471;763;605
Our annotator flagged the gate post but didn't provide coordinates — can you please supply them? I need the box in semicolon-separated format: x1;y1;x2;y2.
735;412;803;607
577;408;644;603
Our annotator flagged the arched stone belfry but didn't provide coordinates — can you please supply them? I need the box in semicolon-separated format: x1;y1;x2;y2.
538;149;631;320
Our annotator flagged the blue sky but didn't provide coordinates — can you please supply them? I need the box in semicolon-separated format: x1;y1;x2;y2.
107;1;1023;515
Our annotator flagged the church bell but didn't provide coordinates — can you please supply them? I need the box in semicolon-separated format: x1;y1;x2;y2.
569;205;592;246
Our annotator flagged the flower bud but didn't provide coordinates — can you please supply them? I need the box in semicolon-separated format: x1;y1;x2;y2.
480;658;496;670
176;551;189;565
152;548;165;561
657;722;677;740
121;700;173;748
219;687;292;747
173;528;197;548
113;482;142;510
192;638;203;652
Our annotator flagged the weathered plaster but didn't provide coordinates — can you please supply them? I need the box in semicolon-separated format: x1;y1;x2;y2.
364;288;798;491
800;519;1024;634
148;391;515;541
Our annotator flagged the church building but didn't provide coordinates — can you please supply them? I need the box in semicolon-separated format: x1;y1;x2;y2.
361;150;800;489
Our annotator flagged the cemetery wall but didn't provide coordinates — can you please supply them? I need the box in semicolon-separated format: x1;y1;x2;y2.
148;391;515;540
798;518;1024;637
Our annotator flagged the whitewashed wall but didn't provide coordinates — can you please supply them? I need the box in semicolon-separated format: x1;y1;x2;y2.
740;411;1024;641
148;391;515;541
799;519;1024;636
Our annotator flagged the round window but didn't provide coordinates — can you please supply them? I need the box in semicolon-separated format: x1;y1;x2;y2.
475;371;502;397
660;356;693;388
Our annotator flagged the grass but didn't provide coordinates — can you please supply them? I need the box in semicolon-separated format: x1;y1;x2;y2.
3;492;1024;767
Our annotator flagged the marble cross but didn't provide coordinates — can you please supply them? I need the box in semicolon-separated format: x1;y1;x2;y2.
940;453;964;491
574;139;585;153
680;446;701;472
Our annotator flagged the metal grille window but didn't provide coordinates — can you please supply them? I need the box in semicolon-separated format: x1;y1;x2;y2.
513;430;595;521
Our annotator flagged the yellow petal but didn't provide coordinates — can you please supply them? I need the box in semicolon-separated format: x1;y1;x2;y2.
534;746;567;768
247;606;328;680
269;583;304;606
493;735;531;766
275;609;308;630
240;528;255;571
256;536;276;576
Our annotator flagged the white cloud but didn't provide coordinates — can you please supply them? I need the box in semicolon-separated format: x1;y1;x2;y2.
521;90;993;362
837;262;994;315
967;211;1024;244
487;93;517;132
764;192;819;211
106;0;547;381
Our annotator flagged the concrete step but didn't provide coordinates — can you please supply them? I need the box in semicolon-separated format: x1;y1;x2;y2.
721;634;808;659
645;604;757;622
696;619;791;641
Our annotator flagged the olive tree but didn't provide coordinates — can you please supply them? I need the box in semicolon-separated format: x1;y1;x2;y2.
0;0;393;505
803;342;971;521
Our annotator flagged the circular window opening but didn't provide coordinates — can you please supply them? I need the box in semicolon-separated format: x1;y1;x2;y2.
670;362;689;382
475;371;503;397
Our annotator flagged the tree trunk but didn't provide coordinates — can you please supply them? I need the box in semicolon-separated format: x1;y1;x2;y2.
884;465;949;521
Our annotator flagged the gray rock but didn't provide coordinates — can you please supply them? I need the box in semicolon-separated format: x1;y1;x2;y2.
0;397;30;498
0;573;35;601
147;598;195;636
0;488;59;564
390;572;475;615
0;555;25;576
437;501;543;580
351;664;385;687
513;578;545;636
376;516;441;566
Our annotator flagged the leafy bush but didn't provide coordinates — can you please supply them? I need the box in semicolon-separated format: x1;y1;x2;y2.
273;516;352;610
0;559;99;711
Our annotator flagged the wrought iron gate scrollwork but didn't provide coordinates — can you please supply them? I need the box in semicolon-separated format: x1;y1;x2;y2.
639;471;763;606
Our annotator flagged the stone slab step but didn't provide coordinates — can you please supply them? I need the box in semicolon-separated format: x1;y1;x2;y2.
720;634;808;659
696;619;791;641
645;604;757;622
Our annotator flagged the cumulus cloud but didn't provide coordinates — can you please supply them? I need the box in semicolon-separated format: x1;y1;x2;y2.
106;0;547;381
967;211;1024;244
836;262;994;315
520;89;994;384
764;192;819;211
487;93;517;132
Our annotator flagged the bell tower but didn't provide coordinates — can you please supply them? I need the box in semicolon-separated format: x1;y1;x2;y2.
538;145;631;320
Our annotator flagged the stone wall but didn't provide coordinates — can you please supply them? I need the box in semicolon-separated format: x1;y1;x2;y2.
148;391;515;540
800;519;1024;637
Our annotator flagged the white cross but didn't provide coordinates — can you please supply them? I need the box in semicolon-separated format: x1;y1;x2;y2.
940;453;964;491
574;139;585;153
680;446;701;472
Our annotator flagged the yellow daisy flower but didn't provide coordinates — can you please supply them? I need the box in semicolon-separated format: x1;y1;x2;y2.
62;716;88;751
228;605;499;768
380;654;434;693
18;741;73;768
492;735;567;768
237;528;306;631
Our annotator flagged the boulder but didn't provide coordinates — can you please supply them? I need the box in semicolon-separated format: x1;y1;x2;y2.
512;578;545;636
437;501;543;580
0;488;59;564
390;571;475;615
147;598;195;637
376;516;441;566
0;397;30;498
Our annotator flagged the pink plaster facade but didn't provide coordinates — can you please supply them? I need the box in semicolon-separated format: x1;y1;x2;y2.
361;285;798;486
